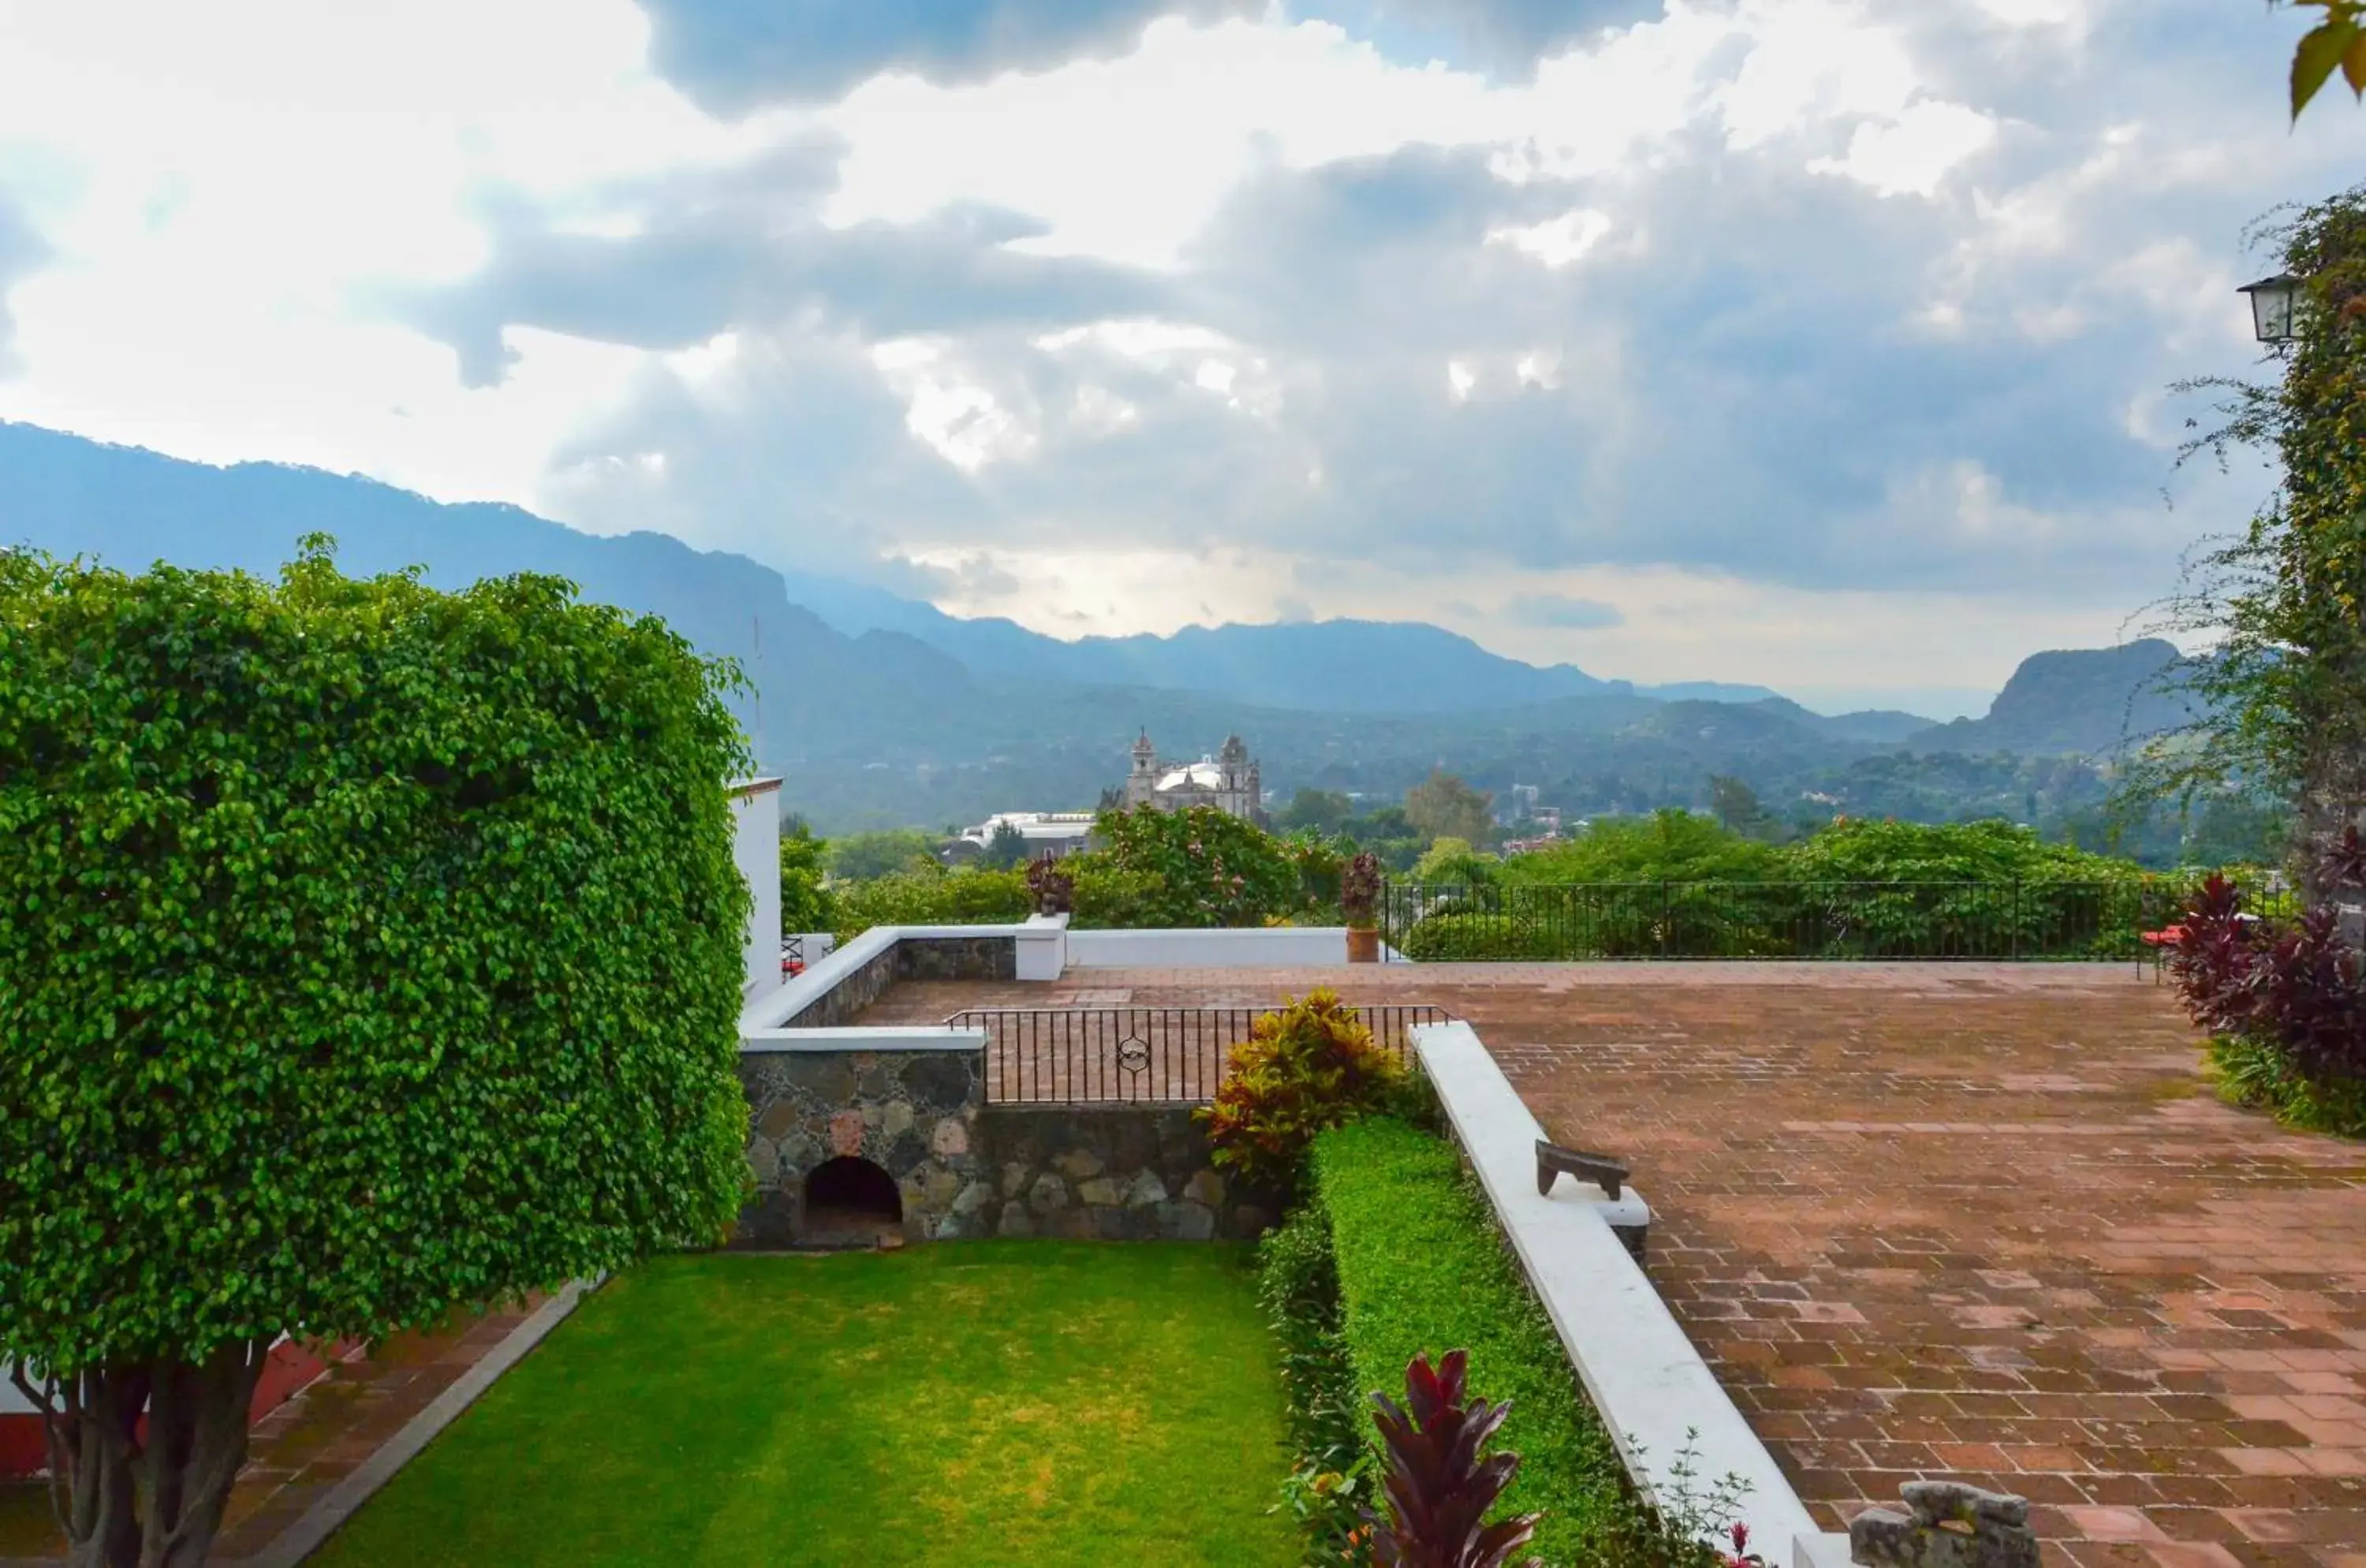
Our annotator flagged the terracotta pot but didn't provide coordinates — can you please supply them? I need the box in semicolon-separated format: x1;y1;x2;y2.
1345;926;1381;964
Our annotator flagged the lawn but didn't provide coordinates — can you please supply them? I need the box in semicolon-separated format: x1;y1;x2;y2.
312;1242;1298;1568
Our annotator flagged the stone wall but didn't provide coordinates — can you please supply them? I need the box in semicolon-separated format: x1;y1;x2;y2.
734;1047;986;1246
965;1106;1271;1241
783;932;1017;1029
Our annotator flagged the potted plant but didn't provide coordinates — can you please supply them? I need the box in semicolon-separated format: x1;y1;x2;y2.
1027;855;1075;917
1342;851;1383;963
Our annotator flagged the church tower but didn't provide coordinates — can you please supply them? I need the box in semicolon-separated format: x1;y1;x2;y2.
1125;730;1156;808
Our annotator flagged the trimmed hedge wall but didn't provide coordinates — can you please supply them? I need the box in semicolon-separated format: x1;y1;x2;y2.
1311;1117;1632;1562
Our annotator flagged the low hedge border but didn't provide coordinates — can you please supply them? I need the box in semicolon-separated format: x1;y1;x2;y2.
1297;1116;1779;1568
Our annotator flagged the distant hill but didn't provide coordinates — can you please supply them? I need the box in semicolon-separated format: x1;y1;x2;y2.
1906;640;2195;757
2;419;2196;838
778;567;1782;712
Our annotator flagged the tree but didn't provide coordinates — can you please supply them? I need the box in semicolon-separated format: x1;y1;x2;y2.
780;821;835;935
2282;2;2366;119
1279;788;1353;833
2155;186;2366;898
1076;803;1299;927
825;828;942;881
1403;771;1495;846
980;821;1030;870
0;540;752;1567
1707;775;1775;839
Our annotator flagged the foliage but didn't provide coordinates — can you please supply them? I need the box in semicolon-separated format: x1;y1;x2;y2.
2171;872;2366;1138
1413;837;1502;886
2148;185;2366;897
2206;1030;2366;1138
1399;913;1570;963
1069;862;1167;929
779;821;836;936
1782;816;2142;885
1283;826;1360;917
1199;992;1410;1194
1026;857;1075;916
310;1246;1299;1568
1342;851;1385;929
1281;788;1357;834
1706;776;1777;841
1310;1118;1629;1565
1499;811;1781;886
0;540;752;1566
1077;803;1301;928
829;867;1031;941
1364;1350;1541;1568
2282;2;2366;119
825;828;943;881
1405;771;1497;846
980;820;1031;870
1257;1207;1374;1562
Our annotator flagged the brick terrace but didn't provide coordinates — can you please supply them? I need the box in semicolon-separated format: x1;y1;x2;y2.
856;964;2366;1568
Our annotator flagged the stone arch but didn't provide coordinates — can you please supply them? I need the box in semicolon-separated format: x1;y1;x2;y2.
803;1155;903;1243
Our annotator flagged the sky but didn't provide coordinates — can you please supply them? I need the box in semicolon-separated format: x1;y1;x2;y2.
0;0;2355;718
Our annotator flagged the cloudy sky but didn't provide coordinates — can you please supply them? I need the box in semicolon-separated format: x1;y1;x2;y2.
0;1;2355;715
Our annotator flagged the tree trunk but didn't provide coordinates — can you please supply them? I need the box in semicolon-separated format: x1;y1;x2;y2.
136;1338;273;1568
16;1339;272;1568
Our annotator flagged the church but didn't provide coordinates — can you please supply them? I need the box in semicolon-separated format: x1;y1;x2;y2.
1121;731;1266;825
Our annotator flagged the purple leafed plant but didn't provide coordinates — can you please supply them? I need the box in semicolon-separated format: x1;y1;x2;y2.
2169;873;2263;1036
1364;1350;1541;1568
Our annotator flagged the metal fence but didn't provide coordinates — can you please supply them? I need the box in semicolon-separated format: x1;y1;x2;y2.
948;1003;1454;1104
1380;879;2299;963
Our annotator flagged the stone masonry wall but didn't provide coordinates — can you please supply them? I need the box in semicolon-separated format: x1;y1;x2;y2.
964;1106;1271;1241
733;1047;985;1246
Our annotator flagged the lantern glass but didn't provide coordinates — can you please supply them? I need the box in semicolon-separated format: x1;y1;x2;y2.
2241;274;2300;344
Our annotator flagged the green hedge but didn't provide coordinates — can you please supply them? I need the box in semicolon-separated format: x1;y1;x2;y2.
1312;1118;1629;1563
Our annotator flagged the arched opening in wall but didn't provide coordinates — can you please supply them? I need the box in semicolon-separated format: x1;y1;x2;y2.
802;1157;904;1244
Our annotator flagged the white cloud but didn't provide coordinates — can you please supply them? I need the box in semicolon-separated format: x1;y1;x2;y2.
1486;208;1613;267
1808;100;1998;198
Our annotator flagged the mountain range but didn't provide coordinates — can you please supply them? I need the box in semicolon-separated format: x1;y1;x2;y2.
0;420;2196;833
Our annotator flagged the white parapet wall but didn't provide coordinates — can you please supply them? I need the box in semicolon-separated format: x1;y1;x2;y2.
1412;1021;1850;1568
1064;926;1350;968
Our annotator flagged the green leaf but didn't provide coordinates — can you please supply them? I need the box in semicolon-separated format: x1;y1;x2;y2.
2292;17;2360;120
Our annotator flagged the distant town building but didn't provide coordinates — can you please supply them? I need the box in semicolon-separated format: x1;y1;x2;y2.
947;812;1097;864
1122;731;1265;825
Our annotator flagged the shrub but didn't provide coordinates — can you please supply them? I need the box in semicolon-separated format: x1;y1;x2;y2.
1401;913;1569;962
1198;991;1409;1193
780;826;837;935
1257;1207;1371;1559
830;867;1030;941
2206;1032;2366;1139
1026;857;1074;916
1414;837;1502;886
1069;862;1166;928
1365;1350;1542;1568
1080;803;1301;927
1312;1118;1627;1564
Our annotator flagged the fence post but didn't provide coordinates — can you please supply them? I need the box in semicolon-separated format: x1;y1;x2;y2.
1659;880;1670;960
2011;880;2020;961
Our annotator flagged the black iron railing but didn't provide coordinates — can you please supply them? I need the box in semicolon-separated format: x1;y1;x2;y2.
1380;880;2299;963
947;1003;1453;1104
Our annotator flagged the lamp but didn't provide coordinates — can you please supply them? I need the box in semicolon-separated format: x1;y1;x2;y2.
2238;273;2301;345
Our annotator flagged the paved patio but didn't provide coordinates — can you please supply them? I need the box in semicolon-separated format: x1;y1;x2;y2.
858;964;2366;1568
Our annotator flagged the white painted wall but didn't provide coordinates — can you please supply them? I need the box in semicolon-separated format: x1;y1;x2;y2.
729;778;782;1002
1064;927;1350;968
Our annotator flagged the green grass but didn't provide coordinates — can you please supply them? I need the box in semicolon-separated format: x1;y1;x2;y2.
2207;1032;2366;1140
1312;1118;1635;1564
313;1244;1297;1568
